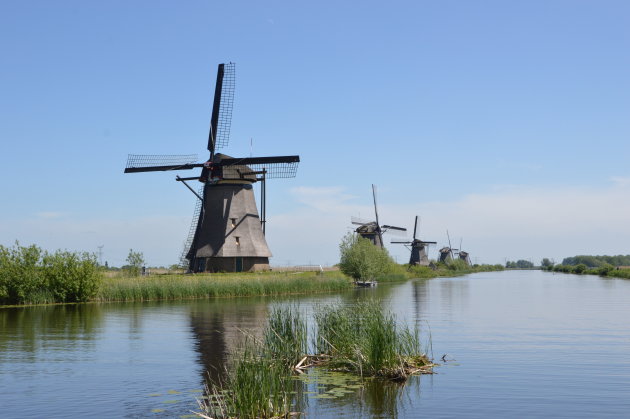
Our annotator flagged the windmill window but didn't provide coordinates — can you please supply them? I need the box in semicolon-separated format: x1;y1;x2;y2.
231;218;237;227
235;236;240;246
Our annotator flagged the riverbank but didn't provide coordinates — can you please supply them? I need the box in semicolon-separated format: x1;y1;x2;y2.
95;271;351;302
1;242;504;306
1;264;505;307
544;264;630;279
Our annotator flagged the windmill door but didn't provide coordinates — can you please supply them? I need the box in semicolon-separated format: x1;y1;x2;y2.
235;257;243;272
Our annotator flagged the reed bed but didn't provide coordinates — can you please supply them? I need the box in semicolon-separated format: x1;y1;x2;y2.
313;300;431;380
95;271;350;302
197;301;433;418
198;307;307;419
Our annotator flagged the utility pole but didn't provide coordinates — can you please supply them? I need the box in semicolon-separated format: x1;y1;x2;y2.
97;245;104;266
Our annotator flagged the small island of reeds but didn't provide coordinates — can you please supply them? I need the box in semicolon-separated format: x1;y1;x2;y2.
196;300;433;419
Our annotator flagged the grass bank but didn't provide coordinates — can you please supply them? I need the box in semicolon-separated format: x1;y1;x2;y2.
544;264;630;279
95;271;351;302
376;261;505;283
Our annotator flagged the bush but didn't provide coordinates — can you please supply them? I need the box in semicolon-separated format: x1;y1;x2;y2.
573;264;588;274
0;243;102;305
338;234;395;281
42;251;101;302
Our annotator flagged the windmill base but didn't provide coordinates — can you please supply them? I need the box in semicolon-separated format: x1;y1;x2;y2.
194;257;270;273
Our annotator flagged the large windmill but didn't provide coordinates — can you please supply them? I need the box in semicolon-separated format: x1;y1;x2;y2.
392;216;437;266
124;63;299;273
351;185;406;248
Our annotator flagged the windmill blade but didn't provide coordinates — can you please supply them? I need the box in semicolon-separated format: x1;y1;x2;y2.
413;215;418;240
391;240;412;244
372;184;380;227
217;155;300;179
351;216;374;226
381;225;407;237
446;229;452;249
124;154;201;173
382;225;406;231
208;62;236;154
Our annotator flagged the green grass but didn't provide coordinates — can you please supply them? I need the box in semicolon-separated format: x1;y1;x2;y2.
95;271;351;302
313;300;430;380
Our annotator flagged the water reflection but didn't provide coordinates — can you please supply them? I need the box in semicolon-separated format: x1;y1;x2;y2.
0;304;103;361
188;297;269;385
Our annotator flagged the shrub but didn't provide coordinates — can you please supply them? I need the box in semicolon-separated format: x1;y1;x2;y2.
42;250;101;302
338;233;395;281
573;263;588;274
0;243;102;305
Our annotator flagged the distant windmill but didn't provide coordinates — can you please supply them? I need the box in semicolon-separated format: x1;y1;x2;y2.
457;238;471;265
124;63;300;273
438;230;455;263
392;216;437;266
351;184;406;248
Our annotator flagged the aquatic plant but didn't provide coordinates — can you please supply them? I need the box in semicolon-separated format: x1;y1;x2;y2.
199;341;297;419
313;300;430;380
264;305;307;367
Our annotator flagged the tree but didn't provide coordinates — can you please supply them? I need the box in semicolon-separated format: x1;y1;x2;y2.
541;258;553;270
125;249;145;277
338;233;395;281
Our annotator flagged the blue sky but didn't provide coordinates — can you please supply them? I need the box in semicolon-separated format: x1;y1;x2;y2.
1;1;629;267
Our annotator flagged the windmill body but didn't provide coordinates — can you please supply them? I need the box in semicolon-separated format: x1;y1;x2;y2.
355;223;384;248
124;63;299;273
351;185;405;249
438;247;454;263
458;250;471;266
392;216;436;266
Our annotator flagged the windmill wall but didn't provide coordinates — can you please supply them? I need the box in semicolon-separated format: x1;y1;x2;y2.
192;182;271;272
410;245;430;266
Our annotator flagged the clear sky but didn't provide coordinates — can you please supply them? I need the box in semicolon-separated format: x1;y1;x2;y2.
1;0;629;267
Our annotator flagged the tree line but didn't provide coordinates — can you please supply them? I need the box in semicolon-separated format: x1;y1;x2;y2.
561;255;630;268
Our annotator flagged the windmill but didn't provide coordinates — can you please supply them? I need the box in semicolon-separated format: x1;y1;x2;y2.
457;238;471;265
351;184;406;248
391;216;437;266
438;230;455;263
124;63;299;273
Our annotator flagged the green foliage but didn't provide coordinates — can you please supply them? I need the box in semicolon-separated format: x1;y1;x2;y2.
573;263;588;274
124;249;145;277
541;258;554;269
205;340;296;419
506;259;535;269
0;243;102;305
313;300;428;379
562;254;630;268
264;306;307;367
598;263;614;276
42;251;101;302
96;271;351;302
338;233;395;281
446;259;469;271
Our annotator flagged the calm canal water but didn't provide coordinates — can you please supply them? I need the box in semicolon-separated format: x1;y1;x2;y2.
1;270;630;418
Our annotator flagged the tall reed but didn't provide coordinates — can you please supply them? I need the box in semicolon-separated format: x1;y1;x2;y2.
313;300;428;380
96;271;350;302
